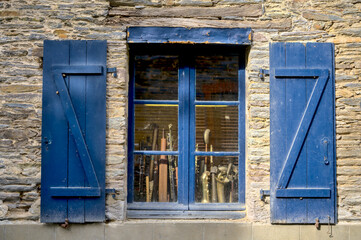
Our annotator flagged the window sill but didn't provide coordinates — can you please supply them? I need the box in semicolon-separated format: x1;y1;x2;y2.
127;210;246;219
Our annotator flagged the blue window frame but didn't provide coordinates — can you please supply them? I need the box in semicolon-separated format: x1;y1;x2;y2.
127;44;247;215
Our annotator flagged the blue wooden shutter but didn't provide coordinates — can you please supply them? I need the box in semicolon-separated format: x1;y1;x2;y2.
41;40;107;223
270;42;336;224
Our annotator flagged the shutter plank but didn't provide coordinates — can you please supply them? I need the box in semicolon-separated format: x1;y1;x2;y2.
41;41;69;223
285;43;307;223
306;43;335;223
84;40;107;222
270;43;287;222
68;41;87;223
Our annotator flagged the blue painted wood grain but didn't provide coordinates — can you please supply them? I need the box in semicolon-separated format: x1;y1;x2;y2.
270;42;335;224
128;27;252;45
68;40;86;223
41;40;106;223
84;40;107;222
41;40;69;223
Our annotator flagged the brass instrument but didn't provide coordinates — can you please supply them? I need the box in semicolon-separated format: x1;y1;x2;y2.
210;145;217;203
201;129;211;203
216;166;229;203
203;129;211;172
201;171;210;203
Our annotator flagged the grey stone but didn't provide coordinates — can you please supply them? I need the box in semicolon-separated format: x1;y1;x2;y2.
2;50;28;57
341;28;361;37
204;223;252;240
0;225;4;240
253;225;300;240
350;224;361;240
0;184;36;192
0;193;20;201
153;223;202;240
302;11;343;21
56;224;104;240
105;223;153;240
3;224;55;240
19;5;52;10
0;177;40;185
29;34;47;40
300;225;349;240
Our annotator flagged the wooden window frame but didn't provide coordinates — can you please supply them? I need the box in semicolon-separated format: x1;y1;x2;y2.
126;28;250;218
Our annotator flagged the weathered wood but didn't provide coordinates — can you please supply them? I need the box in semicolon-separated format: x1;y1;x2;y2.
109;5;263;18
108;17;291;30
127;27;252;44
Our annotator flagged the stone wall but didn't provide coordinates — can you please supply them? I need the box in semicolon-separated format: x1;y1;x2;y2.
0;0;360;223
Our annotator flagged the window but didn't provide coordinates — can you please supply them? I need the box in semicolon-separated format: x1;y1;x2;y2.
127;44;246;215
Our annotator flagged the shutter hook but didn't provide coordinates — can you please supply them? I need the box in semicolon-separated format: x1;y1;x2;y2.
327;216;333;238
60;218;69;229
315;218;320;229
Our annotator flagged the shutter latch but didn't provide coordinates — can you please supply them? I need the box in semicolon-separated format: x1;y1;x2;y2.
107;67;117;77
259;69;269;81
260;189;270;201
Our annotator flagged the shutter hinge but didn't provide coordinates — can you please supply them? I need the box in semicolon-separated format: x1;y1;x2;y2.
106;188;116;199
260;189;270;201
259;69;269;81
107;67;117;77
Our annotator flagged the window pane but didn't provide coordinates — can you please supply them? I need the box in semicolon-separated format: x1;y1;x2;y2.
135;55;178;100
134;154;178;203
195;156;238;203
195;106;238;152
134;104;178;151
196;55;238;101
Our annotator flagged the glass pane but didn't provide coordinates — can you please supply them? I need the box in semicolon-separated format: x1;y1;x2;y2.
196;55;238;101
195;156;238;203
134;104;178;151
195;106;238;152
134;154;178;202
135;55;178;100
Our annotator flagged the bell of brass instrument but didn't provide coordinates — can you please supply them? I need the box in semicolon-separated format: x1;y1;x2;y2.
201;171;210;203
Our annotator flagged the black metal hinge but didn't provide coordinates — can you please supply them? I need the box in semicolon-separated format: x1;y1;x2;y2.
260;189;270;201
106;188;116;199
107;67;117;77
259;69;269;81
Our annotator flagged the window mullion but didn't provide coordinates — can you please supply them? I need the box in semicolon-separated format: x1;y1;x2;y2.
178;54;191;206
188;55;196;206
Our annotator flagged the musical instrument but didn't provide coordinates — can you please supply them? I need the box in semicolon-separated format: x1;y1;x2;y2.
159;129;168;202
210;145;217;203
167;124;176;202
201;171;210;203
